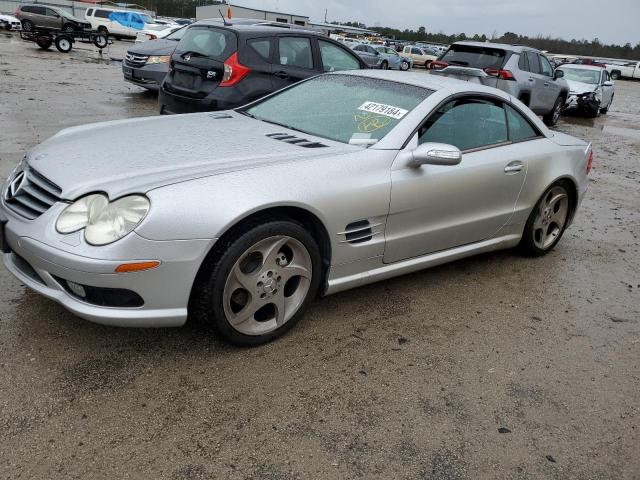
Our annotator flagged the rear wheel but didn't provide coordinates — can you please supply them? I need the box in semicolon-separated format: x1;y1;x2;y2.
519;183;571;256
21;19;34;32
610;71;621;80
543;96;564;126
425;60;432;69
93;34;108;49
191;219;321;346
54;35;72;53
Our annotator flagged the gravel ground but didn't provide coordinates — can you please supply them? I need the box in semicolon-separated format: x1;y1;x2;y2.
0;32;638;480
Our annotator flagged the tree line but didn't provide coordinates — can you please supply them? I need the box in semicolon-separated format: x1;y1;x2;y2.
336;22;640;60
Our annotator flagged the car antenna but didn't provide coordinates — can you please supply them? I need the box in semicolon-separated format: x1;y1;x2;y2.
218;9;230;26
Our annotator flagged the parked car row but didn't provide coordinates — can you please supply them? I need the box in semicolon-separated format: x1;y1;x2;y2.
0;13;21;30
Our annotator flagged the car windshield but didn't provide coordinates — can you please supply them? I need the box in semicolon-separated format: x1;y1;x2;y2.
58;9;77;20
141;14;154;23
559;67;600;84
243;75;433;145
165;25;186;40
440;45;506;69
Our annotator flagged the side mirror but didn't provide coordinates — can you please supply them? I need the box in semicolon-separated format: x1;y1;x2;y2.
408;143;462;167
603;80;614;86
553;69;564;79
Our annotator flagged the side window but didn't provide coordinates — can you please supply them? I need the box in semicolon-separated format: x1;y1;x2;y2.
506;105;538;142
275;17;287;23
540;56;553;77
45;8;58;17
32;6;46;14
603;70;610;82
319;40;360;72
354;45;365;52
86;9;93;16
526;52;541;74
94;9;111;19
418;98;508;151
412;48;422;55
248;39;271;61
518;53;529;72
278;37;313;69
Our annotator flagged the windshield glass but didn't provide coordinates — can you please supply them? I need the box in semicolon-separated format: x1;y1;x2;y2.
59;9;76;20
141;14;154;23
558;67;600;84
175;26;236;59
244;75;432;145
440;45;506;69
165;25;186;40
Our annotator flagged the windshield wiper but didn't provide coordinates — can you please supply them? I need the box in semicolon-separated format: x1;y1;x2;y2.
256;117;309;136
178;51;208;59
237;110;255;119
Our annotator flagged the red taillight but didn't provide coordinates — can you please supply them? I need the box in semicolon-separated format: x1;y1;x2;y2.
429;60;448;70
586;149;594;174
219;52;250;87
484;68;515;80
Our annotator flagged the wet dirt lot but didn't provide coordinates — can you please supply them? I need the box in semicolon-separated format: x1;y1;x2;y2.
0;32;638;479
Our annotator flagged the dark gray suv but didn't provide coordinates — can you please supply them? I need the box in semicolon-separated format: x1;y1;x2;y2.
430;41;569;126
15;4;91;32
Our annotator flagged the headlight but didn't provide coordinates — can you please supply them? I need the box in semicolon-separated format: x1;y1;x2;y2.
56;194;150;246
146;55;170;64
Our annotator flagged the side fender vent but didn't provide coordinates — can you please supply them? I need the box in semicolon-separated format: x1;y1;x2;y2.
338;220;382;244
266;132;327;148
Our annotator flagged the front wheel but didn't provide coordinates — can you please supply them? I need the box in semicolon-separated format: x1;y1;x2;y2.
400;60;410;71
191;219;322;346
518;183;571;256
543;96;564;126
93;33;108;49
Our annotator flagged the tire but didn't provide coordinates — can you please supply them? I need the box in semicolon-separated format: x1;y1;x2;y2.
543;96;564;126
380;60;388;70
425;60;432;69
191;218;322;346
21;19;34;32
518;183;571;256
600;94;613;114
36;35;53;50
62;23;75;33
93;34;108;49
400;60;409;71
610;71;620;80
54;35;73;53
585;103;600;118
97;26;108;36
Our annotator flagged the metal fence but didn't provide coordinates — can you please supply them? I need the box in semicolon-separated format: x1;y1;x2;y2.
0;0;153;18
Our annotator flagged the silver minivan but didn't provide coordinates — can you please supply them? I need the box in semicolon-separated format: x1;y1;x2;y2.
431;41;569;126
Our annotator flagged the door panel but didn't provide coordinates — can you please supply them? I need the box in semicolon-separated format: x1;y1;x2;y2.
273;36;317;90
384;97;528;263
539;55;559;107
525;52;546;113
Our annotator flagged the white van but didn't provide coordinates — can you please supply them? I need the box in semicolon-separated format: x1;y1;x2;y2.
84;7;155;38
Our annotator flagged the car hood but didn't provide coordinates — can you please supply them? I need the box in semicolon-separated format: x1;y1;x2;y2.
127;38;178;55
0;14;20;22
26;112;356;200
566;79;597;94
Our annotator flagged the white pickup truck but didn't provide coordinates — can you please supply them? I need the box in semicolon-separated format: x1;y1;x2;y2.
606;61;640;80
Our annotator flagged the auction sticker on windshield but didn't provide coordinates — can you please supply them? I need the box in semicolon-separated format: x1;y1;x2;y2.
358;102;408;120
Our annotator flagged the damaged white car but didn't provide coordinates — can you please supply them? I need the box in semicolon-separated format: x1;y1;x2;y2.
558;64;615;117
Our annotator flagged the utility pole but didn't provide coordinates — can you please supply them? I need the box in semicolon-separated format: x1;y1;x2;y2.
324;8;327;22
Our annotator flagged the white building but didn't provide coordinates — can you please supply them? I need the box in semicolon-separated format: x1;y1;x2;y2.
196;2;309;26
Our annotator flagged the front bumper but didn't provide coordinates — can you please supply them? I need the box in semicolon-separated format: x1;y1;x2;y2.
565;93;600;112
1;204;213;328
122;63;168;90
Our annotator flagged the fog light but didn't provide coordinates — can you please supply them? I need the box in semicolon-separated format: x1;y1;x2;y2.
66;280;86;298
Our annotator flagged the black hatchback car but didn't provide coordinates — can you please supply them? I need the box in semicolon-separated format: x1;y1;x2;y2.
159;22;367;114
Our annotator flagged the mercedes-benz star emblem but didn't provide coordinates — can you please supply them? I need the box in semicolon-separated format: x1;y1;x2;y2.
5;171;26;200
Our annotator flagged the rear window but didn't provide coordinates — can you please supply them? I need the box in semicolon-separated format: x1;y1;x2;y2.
175;27;236;60
440;45;506;69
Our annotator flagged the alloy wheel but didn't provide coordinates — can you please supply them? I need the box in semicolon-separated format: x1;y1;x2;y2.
532;186;569;250
222;236;312;336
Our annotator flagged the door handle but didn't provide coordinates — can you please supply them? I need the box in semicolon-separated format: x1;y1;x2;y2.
274;71;289;79
504;161;524;173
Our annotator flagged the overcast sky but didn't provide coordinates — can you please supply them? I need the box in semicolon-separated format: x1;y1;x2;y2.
236;0;639;46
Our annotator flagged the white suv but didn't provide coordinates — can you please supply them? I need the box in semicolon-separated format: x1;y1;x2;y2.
85;7;154;38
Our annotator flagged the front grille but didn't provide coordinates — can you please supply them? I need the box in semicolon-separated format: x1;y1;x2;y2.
3;166;62;220
124;53;148;68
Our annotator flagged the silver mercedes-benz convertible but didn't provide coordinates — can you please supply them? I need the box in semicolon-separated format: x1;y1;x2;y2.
1;70;591;345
